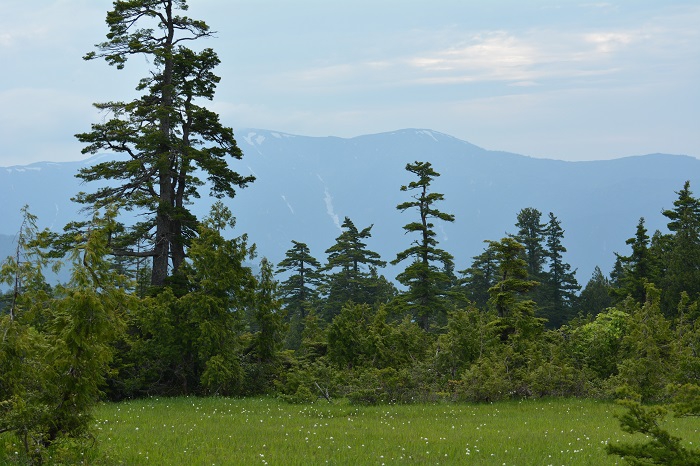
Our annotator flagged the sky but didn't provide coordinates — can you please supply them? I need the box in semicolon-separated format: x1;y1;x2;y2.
0;0;698;166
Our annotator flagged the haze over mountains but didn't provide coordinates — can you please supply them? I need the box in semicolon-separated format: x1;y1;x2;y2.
2;129;698;283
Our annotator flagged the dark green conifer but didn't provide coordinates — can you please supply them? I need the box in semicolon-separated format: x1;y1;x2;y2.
322;217;389;319
575;266;613;317
457;242;499;310
75;0;253;286
613;217;654;304
392;161;455;330
661;181;700;315
541;212;580;327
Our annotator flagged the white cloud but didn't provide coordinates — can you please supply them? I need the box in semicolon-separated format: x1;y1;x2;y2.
583;32;635;53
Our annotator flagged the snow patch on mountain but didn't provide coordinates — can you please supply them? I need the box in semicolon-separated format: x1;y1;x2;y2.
417;129;439;142
5;166;42;173
243;132;266;146
317;174;341;230
281;195;294;214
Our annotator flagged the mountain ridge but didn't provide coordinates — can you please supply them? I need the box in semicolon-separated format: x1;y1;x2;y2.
1;128;698;284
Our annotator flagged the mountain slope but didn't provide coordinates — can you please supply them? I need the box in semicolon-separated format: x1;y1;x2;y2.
1;129;698;283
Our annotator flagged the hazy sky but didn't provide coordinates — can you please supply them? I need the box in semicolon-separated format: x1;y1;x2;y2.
1;0;698;166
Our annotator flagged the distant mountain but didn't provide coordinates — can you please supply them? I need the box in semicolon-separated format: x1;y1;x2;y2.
1;128;698;284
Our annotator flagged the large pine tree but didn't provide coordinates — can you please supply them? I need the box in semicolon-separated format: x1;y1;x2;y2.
75;0;253;286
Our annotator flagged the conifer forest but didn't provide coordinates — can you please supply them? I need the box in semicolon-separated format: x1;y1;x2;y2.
1;1;698;464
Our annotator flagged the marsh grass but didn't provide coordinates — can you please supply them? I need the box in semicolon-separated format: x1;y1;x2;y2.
2;397;698;465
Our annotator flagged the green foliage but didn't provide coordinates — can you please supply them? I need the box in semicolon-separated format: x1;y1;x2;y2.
672;293;700;386
606;394;700;465
541;212;580;328
615;285;675;402
575;266;613;317
660;181;700;316
513;207;547;280
667;383;700;417
459;346;518;402
277;240;322;349
435;306;495;379
321;217;391;320
457;242;499;309
569;307;629;380
76;0;253;286
327;302;373;369
243;258;286;395
115;203;256;398
392;161;455;330
613;218;655;304
0;208;128;462
486;237;543;340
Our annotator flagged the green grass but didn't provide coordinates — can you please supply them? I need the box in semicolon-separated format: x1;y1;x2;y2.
2;397;699;465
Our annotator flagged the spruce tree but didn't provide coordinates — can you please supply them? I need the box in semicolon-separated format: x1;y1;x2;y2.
513;207;547;280
75;0;253;286
541;212;580;328
392;161;455;330
613;217;654;304
661;181;700;315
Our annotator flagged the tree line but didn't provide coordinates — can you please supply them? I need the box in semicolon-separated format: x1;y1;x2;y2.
0;1;698;463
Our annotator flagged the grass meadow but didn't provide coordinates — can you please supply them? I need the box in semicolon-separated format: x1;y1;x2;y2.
2;397;698;465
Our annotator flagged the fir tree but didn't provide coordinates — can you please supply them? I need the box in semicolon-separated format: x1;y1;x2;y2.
244;258;285;394
613;217;654;304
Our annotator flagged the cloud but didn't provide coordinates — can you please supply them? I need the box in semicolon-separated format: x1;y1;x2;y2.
583;32;635;53
267;2;699;96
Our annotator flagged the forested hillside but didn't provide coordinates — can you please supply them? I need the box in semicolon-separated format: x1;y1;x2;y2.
1;1;698;463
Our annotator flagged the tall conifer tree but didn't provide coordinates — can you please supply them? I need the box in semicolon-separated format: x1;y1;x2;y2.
513;207;547;280
661;181;700;315
392;161;455;330
277;241;322;320
75;0;253;286
612;217;654;304
541;212;580;327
